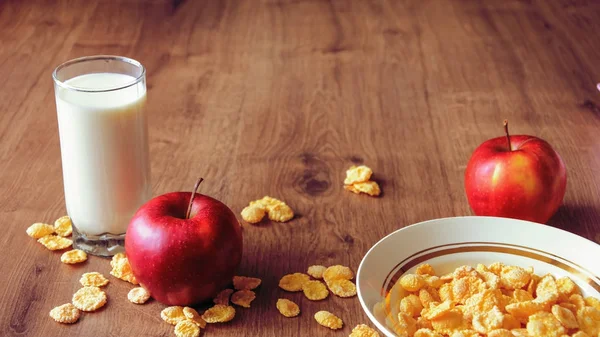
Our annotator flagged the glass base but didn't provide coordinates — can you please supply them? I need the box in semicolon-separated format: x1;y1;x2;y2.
72;225;125;257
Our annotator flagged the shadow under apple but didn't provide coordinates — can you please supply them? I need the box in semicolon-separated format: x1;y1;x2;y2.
546;203;600;243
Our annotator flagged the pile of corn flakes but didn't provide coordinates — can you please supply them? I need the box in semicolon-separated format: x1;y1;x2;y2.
344;165;381;197
385;262;600;337
241;196;294;224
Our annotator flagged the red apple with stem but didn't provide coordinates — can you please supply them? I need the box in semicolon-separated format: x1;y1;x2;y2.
125;178;243;306
465;120;567;224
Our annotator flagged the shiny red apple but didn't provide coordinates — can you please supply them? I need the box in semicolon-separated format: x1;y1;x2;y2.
125;179;243;306
465;121;567;224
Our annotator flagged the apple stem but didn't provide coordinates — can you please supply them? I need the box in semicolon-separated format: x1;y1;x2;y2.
503;119;512;151
186;178;204;219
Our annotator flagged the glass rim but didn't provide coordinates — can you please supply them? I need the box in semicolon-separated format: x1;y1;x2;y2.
52;55;146;93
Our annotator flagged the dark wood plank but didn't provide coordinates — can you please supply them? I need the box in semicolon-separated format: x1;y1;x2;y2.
1;0;600;336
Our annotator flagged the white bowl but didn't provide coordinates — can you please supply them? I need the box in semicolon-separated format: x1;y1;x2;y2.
356;216;600;336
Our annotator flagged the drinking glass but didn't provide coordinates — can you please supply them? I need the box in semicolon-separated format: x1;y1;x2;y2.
52;56;151;256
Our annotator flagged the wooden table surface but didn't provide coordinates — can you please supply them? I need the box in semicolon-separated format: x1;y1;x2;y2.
2;0;600;336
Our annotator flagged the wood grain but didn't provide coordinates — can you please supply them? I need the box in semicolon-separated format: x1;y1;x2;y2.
1;0;600;336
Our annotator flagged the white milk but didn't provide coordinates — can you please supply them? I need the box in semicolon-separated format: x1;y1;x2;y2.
55;73;151;236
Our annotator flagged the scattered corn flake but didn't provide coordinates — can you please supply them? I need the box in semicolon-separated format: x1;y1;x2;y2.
127;287;151;304
487;329;513;337
513;289;534;302
72;286;107;312
419;288;439;308
323;265;354;283
452;265;478;279
448;330;479;337
423;275;444;289
314;310;343;330
327;279;357;298
251;196;280;210
438;283;453;302
161;306;186;325
556;277;578;301
475;263;490;273
201;304;235;323
240;205;266;224
500;266;531;290
233;276;262;290
49;303;80;324
230;290;256;308
80;272;109;287
397;312;418;336
60;249;87;264
400;294;423;318
416;316;434;330
344;165;373;185
345;181;381;197
279;273;310;292
527;274;541;295
536;275;559;304
350;324;380;337
510;328;529;337
505;300;545;323
423;300;455;320
302;280;329;300
526;311;566;337
174;320;200;337
276;298;300;317
110;252;125;266
430;309;467;334
551;304;579;329
472;305;503;334
558;302;578;315
414;328;443;337
214;288;234;305
54;216;73;237
399;274;426;292
416;264;436;276
183;307;206;329
479;269;500;289
502;314;521;330
37;235;72;250
249;196;294;222
307;265;327;279
585;296;600;311
109;254;138;285
451;276;485;304
569;294;586;310
267;203;294;222
26;223;54;239
488;262;504;275
576;306;600;336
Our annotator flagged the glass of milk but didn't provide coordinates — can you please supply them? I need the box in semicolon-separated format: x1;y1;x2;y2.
52;56;151;256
